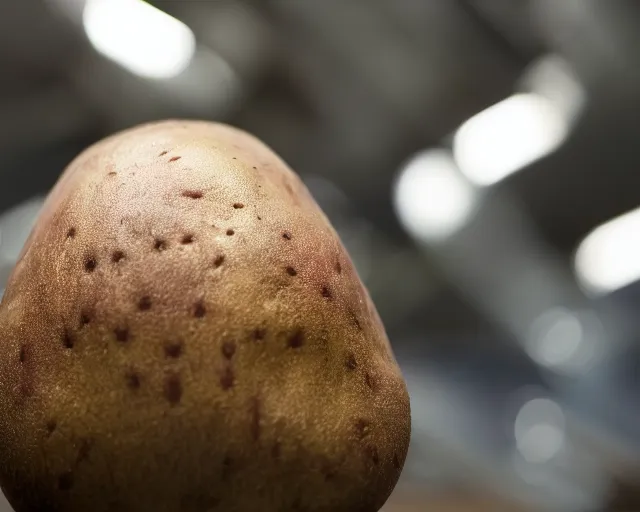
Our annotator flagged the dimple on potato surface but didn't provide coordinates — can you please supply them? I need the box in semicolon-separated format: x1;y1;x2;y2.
0;120;411;512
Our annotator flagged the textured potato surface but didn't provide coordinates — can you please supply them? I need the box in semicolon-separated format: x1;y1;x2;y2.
0;120;410;512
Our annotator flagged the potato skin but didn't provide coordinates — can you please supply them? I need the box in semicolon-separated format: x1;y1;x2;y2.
0;120;411;512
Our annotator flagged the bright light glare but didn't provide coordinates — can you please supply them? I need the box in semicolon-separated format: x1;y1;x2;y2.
526;308;601;373
393;149;477;242
526;308;585;371
453;93;569;186
515;398;565;464
522;55;585;125
83;0;196;79
575;208;640;294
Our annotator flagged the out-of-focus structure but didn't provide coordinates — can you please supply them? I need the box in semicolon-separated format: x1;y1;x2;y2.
3;1;640;510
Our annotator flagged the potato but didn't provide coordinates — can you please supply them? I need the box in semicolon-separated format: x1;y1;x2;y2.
0;120;411;512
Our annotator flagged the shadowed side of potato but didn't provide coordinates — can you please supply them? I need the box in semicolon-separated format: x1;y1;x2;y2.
0;120;411;512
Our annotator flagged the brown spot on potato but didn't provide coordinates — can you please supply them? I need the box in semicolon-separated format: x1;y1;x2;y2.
164;341;183;359
138;296;152;311
346;352;357;370
46;420;57;436
286;266;297;277
287;329;304;349
221;341;236;360
19;345;27;363
57;471;74;491
252;328;266;341
226;229;235;236
181;234;194;245
365;372;376;391
233;203;244;209
66;227;76;239
125;371;141;390
193;300;206;318
80;311;91;327
367;446;380;465
182;190;203;199
335;260;342;274
349;309;363;331
159;150;168;156
154;239;167;251
169;156;182;162
213;255;225;268
321;286;332;300
111;250;125;263
355;419;370;440
163;373;182;405
282;231;292;240
220;366;234;390
114;327;129;343
84;257;97;273
63;330;74;349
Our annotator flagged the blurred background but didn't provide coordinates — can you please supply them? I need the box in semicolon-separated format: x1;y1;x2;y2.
2;0;640;510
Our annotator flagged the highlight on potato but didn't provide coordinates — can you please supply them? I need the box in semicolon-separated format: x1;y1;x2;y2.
0;120;411;512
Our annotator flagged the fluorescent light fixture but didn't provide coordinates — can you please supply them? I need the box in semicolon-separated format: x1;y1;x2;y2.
394;149;478;242
521;54;586;125
453;93;569;186
83;0;196;79
575;208;640;294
